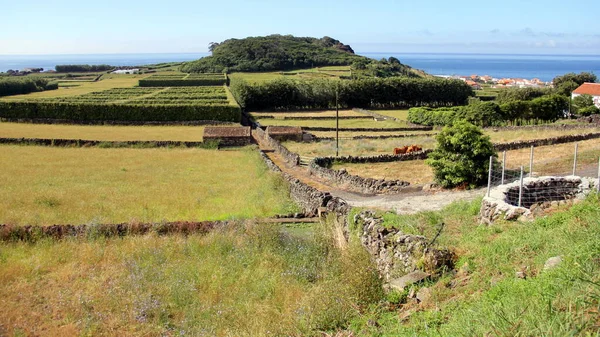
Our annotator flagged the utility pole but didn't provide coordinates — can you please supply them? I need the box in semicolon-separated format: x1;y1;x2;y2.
336;82;339;157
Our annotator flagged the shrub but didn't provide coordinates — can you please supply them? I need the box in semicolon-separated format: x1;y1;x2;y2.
426;121;497;188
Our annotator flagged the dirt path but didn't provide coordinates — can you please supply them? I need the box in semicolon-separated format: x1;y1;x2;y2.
333;188;486;214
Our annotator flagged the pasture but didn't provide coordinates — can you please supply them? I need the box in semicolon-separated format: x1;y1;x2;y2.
333;138;600;185
0;146;296;225
0;122;208;142
256;118;408;128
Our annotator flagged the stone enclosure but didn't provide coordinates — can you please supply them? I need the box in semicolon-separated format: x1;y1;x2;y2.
480;176;598;224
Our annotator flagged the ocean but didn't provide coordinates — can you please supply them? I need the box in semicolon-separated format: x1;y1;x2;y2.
1;52;599;82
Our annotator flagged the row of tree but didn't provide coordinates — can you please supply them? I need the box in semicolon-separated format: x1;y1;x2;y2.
230;77;473;111
0;77;58;97
55;65;114;72
408;95;569;127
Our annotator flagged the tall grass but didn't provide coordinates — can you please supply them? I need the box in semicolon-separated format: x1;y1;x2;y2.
350;196;600;336
0;220;383;336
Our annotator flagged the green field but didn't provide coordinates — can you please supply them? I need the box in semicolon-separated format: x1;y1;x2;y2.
257;118;408;128
0;122;210;141
228;66;351;84
0;146;296;225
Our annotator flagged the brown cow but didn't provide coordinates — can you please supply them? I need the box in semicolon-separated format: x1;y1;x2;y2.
406;145;422;153
393;146;409;155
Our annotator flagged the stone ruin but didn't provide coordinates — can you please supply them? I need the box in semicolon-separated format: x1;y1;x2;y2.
480;176;598;224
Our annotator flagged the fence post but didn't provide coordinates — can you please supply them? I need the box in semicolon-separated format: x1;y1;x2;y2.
487;156;493;197
573;143;579;176
529;146;534;178
597;157;600;194
519;166;524;208
501;151;506;185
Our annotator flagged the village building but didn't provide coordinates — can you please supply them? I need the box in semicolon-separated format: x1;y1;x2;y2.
572;83;600;108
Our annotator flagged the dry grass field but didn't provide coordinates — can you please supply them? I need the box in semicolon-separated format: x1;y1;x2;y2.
256;118;408;128
333;138;600;185
0;122;208;141
0;146;296;225
250;109;367;118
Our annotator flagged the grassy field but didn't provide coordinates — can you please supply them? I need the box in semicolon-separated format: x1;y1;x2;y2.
486;127;600;143
257;118;408;128
0;146;297;225
0;220;381;336
285;136;436;157
229;66;351;84
310;130;436;139
371;109;410;120
0;74;147;100
0;122;210;141
251;109;366;118
333;138;600;184
348;196;600;335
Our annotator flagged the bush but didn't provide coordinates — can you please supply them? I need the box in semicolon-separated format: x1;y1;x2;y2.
230;77;473;110
578;105;600;116
0;102;241;122
0;77;58;97
426;121;497;188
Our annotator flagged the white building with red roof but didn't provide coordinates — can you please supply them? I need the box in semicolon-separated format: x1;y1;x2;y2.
572;83;600;108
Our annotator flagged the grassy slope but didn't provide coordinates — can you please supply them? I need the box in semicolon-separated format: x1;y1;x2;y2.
0;146;297;225
0;222;382;336
350;196;600;336
0;123;207;141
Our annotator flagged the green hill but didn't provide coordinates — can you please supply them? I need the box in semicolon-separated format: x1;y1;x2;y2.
181;35;421;78
181;35;362;73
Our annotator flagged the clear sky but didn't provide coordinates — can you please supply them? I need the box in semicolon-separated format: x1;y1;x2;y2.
2;0;599;55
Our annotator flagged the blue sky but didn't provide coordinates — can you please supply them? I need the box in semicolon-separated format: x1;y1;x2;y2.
2;0;599;55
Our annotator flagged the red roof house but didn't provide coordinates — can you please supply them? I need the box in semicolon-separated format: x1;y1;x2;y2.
572;83;600;108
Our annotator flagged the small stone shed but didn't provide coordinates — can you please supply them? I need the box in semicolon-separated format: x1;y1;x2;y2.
203;126;252;147
266;126;303;142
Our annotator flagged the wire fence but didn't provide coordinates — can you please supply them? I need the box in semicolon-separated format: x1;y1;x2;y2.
486;143;600;208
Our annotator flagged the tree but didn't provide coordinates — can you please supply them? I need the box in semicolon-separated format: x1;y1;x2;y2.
553;72;597;87
573;94;598;116
426;121;496;189
555;79;579;96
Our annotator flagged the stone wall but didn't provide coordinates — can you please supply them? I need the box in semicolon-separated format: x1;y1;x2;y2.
353;210;454;282
266;126;303;142
304;126;433;132
493;132;600;152
322;150;433;164
252;127;300;166
313;133;438;141
480;176;598;224
309;158;411;195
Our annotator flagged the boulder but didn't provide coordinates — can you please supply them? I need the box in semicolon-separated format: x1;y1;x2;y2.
389;270;430;291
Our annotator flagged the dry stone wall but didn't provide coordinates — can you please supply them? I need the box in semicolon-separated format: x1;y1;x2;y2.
480;176;598;224
494;132;600;152
353;210;454;282
252;127;300;166
309;158;411;195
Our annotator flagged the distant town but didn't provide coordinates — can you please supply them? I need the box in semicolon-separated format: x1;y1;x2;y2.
437;74;551;89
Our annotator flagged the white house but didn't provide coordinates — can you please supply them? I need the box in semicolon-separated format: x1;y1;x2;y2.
112;69;139;74
572;83;600;108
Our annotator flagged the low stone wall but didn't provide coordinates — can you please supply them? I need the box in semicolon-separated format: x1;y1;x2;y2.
0;118;234;126
252;127;300;166
313;133;438;141
309;157;411;195
259;151;332;216
0;137;207;148
266;126;303;142
480;176;598;224
322;150;433;165
494;132;600;152
353;210;454;282
486;123;599;132
304;126;433;132
0;221;226;242
353;108;395;121
204;126;253;147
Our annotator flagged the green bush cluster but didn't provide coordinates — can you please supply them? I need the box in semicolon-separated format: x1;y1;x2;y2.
0;101;241;122
55;64;114;72
426;121;497;188
0;77;58;97
230;77;473;110
408;95;568;127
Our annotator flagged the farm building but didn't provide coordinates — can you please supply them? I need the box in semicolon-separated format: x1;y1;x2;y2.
266;126;303;141
203;126;252;147
572;83;600;108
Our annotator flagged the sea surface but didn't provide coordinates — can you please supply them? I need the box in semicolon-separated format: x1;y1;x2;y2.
361;53;600;82
0;52;599;82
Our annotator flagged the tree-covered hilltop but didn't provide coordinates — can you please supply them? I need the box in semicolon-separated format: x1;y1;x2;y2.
181;35;362;73
181;35;422;77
